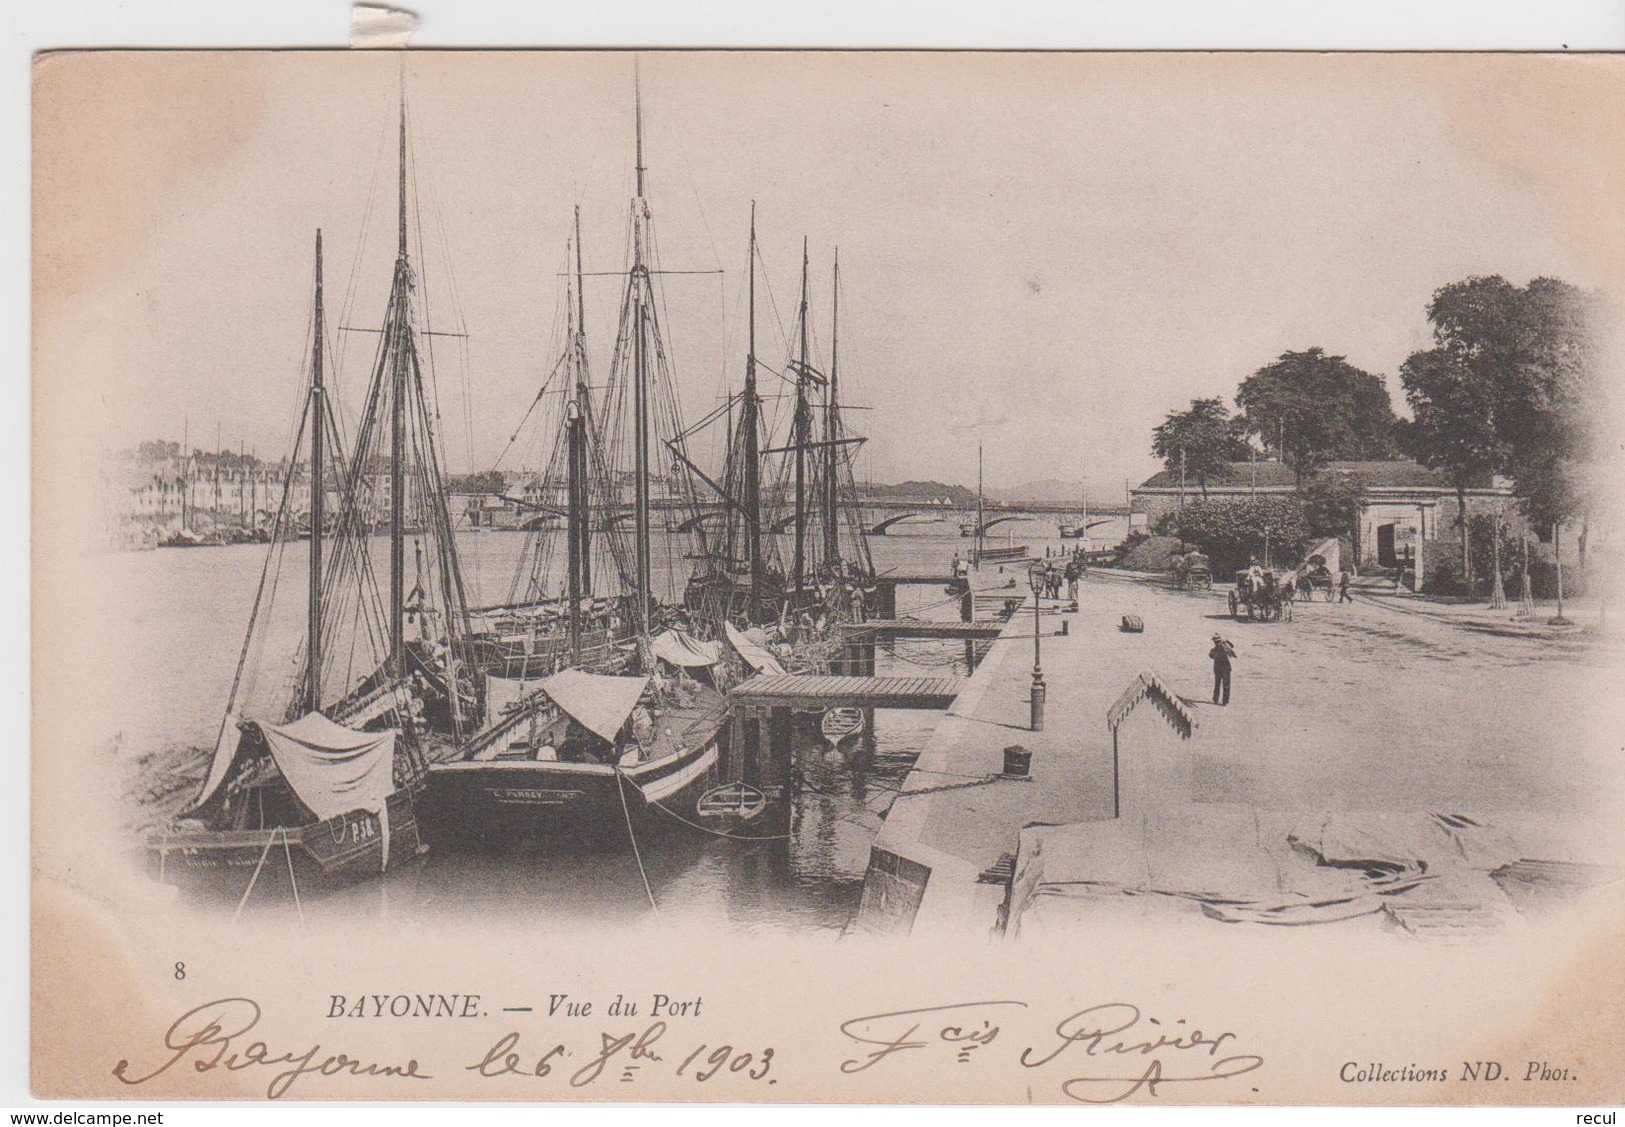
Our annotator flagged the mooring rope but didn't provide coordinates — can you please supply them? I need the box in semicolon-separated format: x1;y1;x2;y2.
646;797;795;842
282;829;305;926
614;771;662;921
232;827;281;925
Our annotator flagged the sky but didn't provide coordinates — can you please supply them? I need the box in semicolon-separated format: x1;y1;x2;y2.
33;51;1625;499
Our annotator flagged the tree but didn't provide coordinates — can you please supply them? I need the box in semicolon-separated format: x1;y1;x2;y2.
1410;275;1607;611
1295;469;1366;557
1505;278;1604;548
448;469;509;495
1150;398;1252;498
1399;346;1503;597
1235;347;1400;481
1168;496;1310;573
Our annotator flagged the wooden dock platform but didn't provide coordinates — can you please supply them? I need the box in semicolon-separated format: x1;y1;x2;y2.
839;619;1002;640
873;573;966;587
730;674;963;710
724;673;965;793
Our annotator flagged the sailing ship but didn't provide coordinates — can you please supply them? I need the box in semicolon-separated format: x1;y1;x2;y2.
424;73;727;841
147;231;425;891
680;214;876;661
148;102;479;891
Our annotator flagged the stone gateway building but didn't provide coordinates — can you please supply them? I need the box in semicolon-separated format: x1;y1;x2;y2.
1129;459;1519;572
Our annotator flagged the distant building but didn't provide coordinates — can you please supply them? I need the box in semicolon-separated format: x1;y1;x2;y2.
1129;459;1518;570
100;443;329;548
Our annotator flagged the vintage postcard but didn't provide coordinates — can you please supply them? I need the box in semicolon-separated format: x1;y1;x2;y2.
30;49;1625;1104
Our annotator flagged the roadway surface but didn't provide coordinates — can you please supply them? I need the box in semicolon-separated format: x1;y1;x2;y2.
867;569;1623;932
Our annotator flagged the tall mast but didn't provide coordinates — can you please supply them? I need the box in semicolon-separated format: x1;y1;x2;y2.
630;71;653;636
793;238;810;593
976;442;985;564
634;62;646;200
565;236;583;660
573;205;591;607
307;228;326;712
822;248;840;568
743;203;762;620
388;96;409;676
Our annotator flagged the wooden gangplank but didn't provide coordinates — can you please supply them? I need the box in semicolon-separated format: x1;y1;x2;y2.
838;619;1002;640
730;674;963;711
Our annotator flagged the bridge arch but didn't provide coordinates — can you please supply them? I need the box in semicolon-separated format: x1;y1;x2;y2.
865;512;940;536
673;510;724;533
972;514;1035;536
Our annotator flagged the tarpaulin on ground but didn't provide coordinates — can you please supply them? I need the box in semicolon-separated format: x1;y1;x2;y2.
1002;806;1511;938
725;621;786;675
256;713;397;869
650;629;721;669
1289;812;1520;873
541;668;650;743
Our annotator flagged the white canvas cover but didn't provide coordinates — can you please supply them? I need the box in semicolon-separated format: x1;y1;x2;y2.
187;710;244;814
256;713;397;819
258;713;398;870
541;669;650;743
1298;536;1341;576
485;674;544;726
725;621;786;675
650;629;721;669
187;711;398;870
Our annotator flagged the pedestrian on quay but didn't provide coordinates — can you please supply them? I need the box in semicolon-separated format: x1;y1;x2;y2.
1338;570;1353;603
1065;558;1080;600
1209;633;1236;706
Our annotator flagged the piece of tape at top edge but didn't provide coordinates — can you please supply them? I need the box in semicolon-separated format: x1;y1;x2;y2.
351;3;418;50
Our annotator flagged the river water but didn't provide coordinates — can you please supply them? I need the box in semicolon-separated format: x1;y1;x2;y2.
108;518;1121;932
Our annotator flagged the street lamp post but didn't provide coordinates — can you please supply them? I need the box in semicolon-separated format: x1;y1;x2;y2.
1027;564;1046;732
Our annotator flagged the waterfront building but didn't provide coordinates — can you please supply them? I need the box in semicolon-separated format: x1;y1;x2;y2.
1129;459;1520;571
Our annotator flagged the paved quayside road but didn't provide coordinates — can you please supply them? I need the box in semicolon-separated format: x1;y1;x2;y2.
862;569;1624;933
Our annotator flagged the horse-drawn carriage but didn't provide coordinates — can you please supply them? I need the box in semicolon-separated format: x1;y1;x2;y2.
1229;569;1293;621
1295;565;1336;602
1172;550;1213;591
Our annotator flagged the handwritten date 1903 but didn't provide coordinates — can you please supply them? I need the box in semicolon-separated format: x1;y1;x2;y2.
466;1023;774;1088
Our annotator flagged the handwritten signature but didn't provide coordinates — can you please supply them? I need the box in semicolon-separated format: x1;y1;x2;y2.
839;1000;1263;1103
112;998;431;1099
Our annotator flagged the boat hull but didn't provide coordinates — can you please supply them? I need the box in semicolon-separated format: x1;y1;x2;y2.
147;789;424;896
421;739;720;844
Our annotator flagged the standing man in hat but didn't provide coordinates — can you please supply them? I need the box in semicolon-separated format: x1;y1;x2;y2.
1209;634;1237;706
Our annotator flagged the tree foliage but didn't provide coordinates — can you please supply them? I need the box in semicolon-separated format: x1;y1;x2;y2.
1150;397;1252;496
448;469;509;495
1235;347;1400;480
1295;470;1366;541
1409;275;1606;532
1166;496;1310;568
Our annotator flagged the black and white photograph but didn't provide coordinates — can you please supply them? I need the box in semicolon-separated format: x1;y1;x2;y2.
28;46;1625;1105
